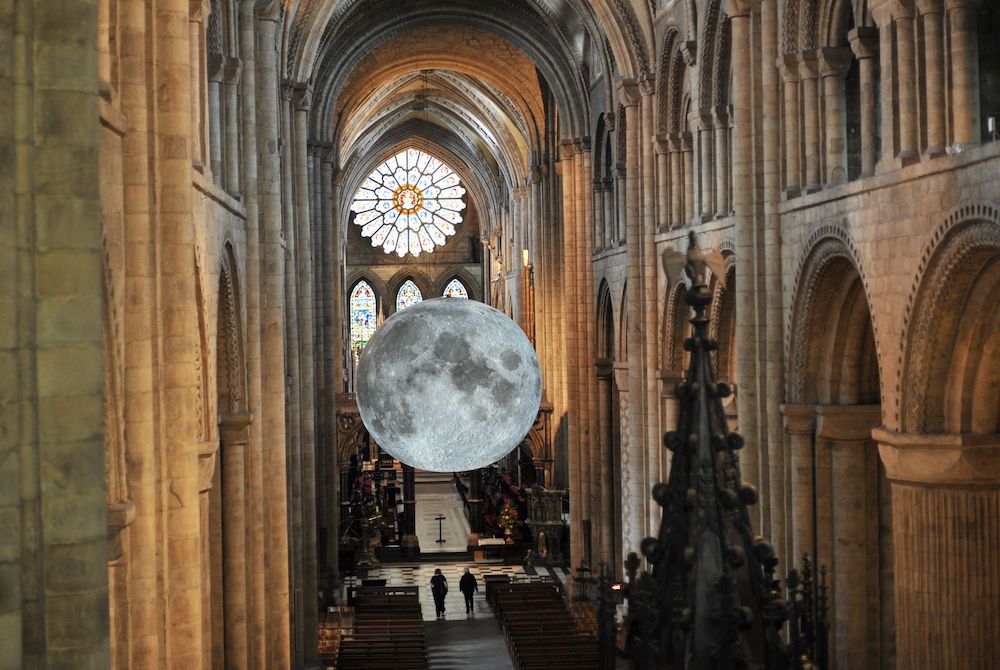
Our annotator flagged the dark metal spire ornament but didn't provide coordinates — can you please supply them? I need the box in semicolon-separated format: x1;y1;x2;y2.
623;232;826;670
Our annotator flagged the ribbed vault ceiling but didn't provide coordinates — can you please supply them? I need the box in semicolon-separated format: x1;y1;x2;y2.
278;0;655;236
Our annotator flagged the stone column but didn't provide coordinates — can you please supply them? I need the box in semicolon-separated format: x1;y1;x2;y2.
849;27;879;177
615;167;627;244
659;370;684;484
640;86;660;541
189;1;206;170
597;360;614;566
602;179;615;247
161;0;205;665
669;137;683;228
220;414;252;670
781;57;801;195
655;140;669;229
895;11;919;160
401;464;419;557
321;153;339;578
119;0;161;664
820;48;852;186
799;51;821;192
761;0;787;564
236;3;266;665
682;133;694;222
781;405;816;567
728;2;761;505
292;85;319;668
254;4;291;666
223;57;242;193
920;0;947;155
207;54;224;179
817;404;881;669
875;429;1000;669
713;107;730;216
620;80;646;558
948;0;982;146
698;116;714;218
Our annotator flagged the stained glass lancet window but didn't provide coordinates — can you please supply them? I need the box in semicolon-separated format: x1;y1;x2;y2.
350;281;377;360
350;148;467;257
396;280;423;312
443;278;469;299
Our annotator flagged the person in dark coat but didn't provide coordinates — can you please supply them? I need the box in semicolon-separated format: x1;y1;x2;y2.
430;568;448;618
459;567;478;614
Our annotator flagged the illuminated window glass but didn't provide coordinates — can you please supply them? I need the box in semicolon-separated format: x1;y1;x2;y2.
395;280;423;312
350;281;377;359
349;148;466;257
442;278;469;299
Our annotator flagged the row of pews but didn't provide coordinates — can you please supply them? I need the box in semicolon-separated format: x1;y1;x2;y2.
491;581;599;670
336;586;429;669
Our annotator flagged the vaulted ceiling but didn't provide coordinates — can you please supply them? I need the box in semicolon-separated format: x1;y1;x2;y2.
275;0;657;228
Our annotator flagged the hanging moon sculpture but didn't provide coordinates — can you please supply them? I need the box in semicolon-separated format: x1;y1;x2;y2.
355;297;542;472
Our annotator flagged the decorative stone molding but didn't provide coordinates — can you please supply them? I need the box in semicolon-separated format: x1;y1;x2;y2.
875;428;1000;485
816;403;881;441
785;224;882;404
780;403;817;434
894;201;1000;431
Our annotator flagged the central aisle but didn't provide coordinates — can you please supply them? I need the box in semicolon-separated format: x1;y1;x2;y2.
413;471;472;553
424;615;515;670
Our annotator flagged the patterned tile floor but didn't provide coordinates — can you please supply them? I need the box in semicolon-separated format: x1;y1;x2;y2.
341;560;572;622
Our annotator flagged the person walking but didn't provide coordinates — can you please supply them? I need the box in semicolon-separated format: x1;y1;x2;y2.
430;568;448;618
459;567;478;614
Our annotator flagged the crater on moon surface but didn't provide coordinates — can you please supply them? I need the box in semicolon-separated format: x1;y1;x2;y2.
355;297;543;472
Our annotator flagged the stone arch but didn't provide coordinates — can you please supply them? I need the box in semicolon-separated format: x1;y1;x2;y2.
898;201;1000;434
786;224;883;403
618;282;629;361
656;26;680;136
597;279;616;359
786;234;880;405
709;257;737;385
207;241;252;669
216;245;246;415
662;280;690;372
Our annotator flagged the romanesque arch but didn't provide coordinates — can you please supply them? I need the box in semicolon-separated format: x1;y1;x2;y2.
882;201;1000;669
898;203;1000;434
203;244;252;669
783;231;891;669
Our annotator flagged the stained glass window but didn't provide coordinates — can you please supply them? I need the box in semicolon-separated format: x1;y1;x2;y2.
349;148;467;257
442;278;469;299
396;280;423;312
350;281;377;360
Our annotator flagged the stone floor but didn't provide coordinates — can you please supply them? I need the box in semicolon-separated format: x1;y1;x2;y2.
413;471;472;553
425;615;515;670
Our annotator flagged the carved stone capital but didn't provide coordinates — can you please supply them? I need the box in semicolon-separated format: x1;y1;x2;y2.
224;57;243;85
815;403;881;441
848;26;879;59
724;0;754;17
292;84;312;113
818;47;853;78
875;428;1000;485
797;50;820;80
219;411;253;444
617;78;641;107
780;403;817;435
